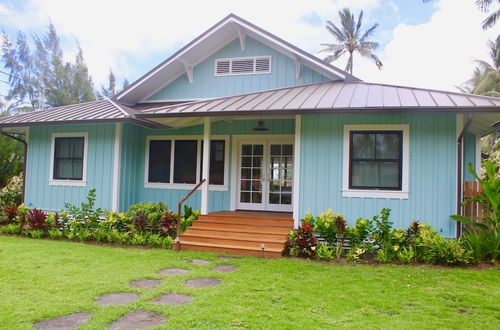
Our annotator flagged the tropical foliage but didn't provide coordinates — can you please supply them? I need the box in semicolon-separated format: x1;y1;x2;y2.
289;208;474;265
0;189;199;249
476;0;500;29
319;8;382;74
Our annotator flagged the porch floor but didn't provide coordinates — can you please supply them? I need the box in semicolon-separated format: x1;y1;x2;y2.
180;210;294;258
208;210;293;220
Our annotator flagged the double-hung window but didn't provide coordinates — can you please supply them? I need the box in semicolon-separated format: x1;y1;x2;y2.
50;133;88;186
146;137;227;189
343;125;409;199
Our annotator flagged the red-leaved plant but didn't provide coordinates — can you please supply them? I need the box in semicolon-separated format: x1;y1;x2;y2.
24;209;50;230
287;221;318;258
160;210;177;238
4;204;18;221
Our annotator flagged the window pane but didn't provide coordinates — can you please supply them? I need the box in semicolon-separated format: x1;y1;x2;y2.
72;138;84;158
148;140;171;183
376;133;401;160
174;140;197;184
53;137;85;180
352;133;375;159
351;161;400;189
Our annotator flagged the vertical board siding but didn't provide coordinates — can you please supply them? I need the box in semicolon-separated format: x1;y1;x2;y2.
300;114;457;237
26;124;115;210
119;119;294;212
147;37;331;101
463;132;477;181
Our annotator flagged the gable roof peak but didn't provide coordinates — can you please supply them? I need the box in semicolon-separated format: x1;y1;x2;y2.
115;14;360;105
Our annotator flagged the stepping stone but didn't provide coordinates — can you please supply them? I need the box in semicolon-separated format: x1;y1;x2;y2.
184;277;221;288
211;264;237;273
33;312;91;329
217;256;241;260
151;292;193;306
186;259;212;266
95;292;140;306
158;267;191;276
129;279;164;289
107;310;166;329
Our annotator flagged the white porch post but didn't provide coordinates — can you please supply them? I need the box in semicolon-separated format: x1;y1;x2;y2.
292;115;301;228
201;117;211;214
111;123;122;212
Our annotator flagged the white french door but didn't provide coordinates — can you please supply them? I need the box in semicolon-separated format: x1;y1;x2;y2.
236;138;293;212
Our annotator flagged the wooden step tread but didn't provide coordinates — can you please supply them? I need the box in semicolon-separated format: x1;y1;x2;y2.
196;220;292;228
180;240;283;253
200;214;293;221
187;226;291;235
181;233;286;244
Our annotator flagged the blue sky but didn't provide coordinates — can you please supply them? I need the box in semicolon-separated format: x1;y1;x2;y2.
0;0;497;102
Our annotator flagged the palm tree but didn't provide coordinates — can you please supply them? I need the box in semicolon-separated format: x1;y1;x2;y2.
319;8;382;75
470;35;500;97
476;0;500;29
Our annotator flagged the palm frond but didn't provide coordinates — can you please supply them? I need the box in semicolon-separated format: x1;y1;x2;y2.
474;59;495;72
355;10;364;39
482;8;500;29
325;21;346;43
359;23;379;43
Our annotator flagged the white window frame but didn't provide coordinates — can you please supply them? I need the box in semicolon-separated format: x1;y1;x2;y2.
342;124;409;199
144;135;229;191
214;56;272;76
49;132;88;187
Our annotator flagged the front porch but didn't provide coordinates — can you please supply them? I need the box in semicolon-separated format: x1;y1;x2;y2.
179;210;294;258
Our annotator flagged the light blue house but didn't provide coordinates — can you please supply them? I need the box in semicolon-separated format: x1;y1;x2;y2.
1;14;499;242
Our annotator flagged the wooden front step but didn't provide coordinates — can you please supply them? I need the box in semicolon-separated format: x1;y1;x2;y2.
181;233;285;249
179;212;293;258
181;241;283;258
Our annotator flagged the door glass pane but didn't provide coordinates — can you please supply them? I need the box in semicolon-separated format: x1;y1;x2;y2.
252;192;262;203
252;180;262;191
242;157;252;167
240;192;250;203
241;180;251;191
268;144;293;206
241;168;251;179
253;145;263;155
242;144;252;155
252;157;262;167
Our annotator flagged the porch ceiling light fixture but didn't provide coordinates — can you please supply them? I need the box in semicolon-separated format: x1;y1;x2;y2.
253;119;268;131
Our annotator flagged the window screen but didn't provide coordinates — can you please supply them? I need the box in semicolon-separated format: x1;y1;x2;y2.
173;140;198;184
53;137;84;180
148;140;171;183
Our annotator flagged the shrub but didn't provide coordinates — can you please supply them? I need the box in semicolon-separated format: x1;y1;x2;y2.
462;228;500;263
128;202;168;231
63;189;105;230
313;209;336;244
372;208;394;249
25;229;43;239
0;173;23;212
346;246;367;262
47;228;63;240
181;205;199;232
160;210;177;238
24;209;50;230
0;223;21;235
316;243;334;261
287;221;317;258
397;247;415;264
4;204;18;222
451;161;500;262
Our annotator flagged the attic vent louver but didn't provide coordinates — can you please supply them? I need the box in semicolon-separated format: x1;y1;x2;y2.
215;56;271;76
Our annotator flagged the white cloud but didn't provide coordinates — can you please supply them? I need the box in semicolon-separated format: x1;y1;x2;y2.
355;0;499;92
0;0;496;94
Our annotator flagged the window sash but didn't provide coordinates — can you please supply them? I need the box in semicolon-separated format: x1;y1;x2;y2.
349;131;402;190
53;137;84;180
147;138;226;186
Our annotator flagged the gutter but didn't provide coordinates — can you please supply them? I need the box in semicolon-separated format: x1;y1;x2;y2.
0;128;27;202
456;113;473;237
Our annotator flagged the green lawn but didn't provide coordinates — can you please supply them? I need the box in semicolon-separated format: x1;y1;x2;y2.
0;236;499;329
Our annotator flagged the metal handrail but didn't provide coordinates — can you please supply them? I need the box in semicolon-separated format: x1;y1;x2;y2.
176;179;206;250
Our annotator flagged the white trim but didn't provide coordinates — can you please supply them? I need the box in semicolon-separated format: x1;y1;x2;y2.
456;114;464;218
117;15;346;101
475;134;481;175
111;123;122;212
201;117;211;214
144;134;229;191
137;98;213;103
292;115;301;227
108;99;131;118
49;132;88;187
214;56;271;76
342;124;410;199
232;135;294;212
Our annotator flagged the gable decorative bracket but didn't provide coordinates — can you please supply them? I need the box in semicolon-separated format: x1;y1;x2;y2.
236;27;246;51
178;58;194;84
294;56;301;80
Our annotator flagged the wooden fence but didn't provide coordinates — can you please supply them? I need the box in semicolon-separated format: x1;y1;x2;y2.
462;181;488;222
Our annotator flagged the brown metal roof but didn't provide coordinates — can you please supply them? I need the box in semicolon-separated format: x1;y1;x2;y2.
137;81;500;117
0;99;164;128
